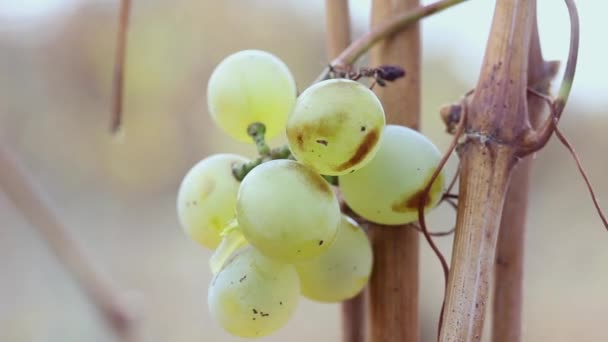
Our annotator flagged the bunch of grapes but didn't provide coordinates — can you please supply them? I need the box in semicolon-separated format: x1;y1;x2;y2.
177;49;446;338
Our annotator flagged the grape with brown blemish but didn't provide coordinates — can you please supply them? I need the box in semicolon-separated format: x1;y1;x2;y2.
286;79;385;175
339;125;445;225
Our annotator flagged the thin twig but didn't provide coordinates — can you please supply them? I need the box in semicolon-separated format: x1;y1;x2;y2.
417;100;466;340
315;0;469;83
527;90;608;231
110;0;132;134
521;0;579;154
552;122;608;230
0;145;137;341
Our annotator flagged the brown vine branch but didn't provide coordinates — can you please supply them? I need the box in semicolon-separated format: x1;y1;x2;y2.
440;0;535;340
0;145;137;341
315;0;469;83
110;0;132;134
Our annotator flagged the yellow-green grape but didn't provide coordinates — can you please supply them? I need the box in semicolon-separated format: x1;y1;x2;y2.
208;247;300;338
339;125;445;225
237;159;340;262
177;154;248;249
207;50;297;142
286;79;385;175
295;215;372;302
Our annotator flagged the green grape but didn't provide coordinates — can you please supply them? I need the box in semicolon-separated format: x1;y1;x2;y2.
286;79;385;175
295;215;372;302
339;125;445;225
208;247;300;338
237;159;340;262
177;154;248;249
207;50;297;142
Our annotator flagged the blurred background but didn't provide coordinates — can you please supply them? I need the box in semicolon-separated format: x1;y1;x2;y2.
1;0;606;341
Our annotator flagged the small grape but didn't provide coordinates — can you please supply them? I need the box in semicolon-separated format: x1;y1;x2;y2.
177;154;248;249
339;125;445;225
237;159;340;262
207;50;297;142
208;247;300;338
296;215;373;302
286;79;385;175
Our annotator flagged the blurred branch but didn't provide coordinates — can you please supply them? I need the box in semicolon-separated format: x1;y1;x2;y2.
0;145;138;341
323;2;366;341
325;0;351;59
110;0;132;134
492;2;558;340
315;0;468;83
367;0;421;341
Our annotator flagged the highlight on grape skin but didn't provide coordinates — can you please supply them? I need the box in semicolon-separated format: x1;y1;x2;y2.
286;78;385;176
207;49;297;142
339;125;445;225
208;247;300;338
176;153;248;249
295;215;373;303
236;159;341;262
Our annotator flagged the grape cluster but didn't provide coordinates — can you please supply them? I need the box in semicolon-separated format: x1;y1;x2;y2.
177;49;446;338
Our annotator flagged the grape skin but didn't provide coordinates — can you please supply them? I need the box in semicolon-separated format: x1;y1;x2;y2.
339;125;445;225
296;216;373;302
207;50;297;142
286;79;385;176
208;248;300;338
237;159;340;262
177;154;248;249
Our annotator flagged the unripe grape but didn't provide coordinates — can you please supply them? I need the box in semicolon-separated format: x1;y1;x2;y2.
237;159;340;262
208;247;300;338
207;50;297;142
340;125;445;225
296;216;373;302
177;154;248;249
286;79;385;175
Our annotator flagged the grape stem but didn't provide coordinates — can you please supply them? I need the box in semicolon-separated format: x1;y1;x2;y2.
232;145;292;181
314;0;469;83
247;122;272;156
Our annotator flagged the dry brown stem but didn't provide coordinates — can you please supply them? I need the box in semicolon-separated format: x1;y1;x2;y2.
439;1;535;340
0;145;137;341
367;0;421;341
